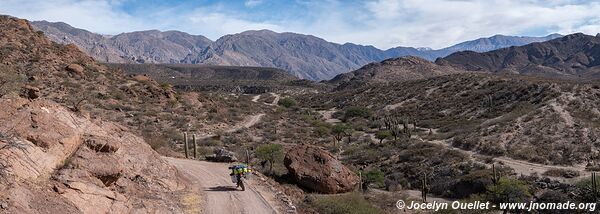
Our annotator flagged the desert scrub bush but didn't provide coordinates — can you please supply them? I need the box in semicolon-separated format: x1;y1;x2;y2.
277;97;297;108
485;178;531;206
314;125;331;137
542;168;580;178
160;83;172;89
343;106;371;120
375;130;392;143
575;175;600;202
305;193;384;214
362;169;385;190
256;143;284;173
0;68;24;97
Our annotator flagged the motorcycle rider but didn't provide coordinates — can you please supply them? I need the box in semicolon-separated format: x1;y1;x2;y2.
229;164;251;191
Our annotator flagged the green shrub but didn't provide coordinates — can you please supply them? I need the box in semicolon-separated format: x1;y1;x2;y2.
362;169;385;189
375;130;392;143
256;143;284;173
278;97;297;108
160;83;171;89
315;125;331;137
343;106;371;119
486;178;531;206
307;193;384;214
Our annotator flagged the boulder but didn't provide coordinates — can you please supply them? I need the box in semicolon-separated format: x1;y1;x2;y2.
284;145;359;194
66;64;84;76
132;74;151;82
22;85;40;99
205;148;238;162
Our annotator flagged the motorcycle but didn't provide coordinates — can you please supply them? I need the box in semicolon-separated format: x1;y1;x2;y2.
230;165;251;191
236;174;245;191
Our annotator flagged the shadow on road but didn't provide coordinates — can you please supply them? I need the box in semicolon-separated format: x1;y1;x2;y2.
206;186;240;192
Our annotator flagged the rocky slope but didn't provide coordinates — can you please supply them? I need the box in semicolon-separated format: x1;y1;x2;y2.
309;73;600;166
0;99;189;213
437;33;600;79
329;56;463;87
181;30;390;80
0;15;199;213
438;33;562;53
32;20;560;80
32;21;212;64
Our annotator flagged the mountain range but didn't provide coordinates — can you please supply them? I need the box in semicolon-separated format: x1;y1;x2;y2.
437;33;600;79
330;32;600;88
32;20;561;80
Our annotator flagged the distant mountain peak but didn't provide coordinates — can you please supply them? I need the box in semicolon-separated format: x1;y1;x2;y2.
31;19;565;80
438;33;600;79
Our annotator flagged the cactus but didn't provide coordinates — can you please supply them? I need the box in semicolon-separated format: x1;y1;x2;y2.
192;134;197;159
413;118;418;132
593;172;598;200
492;164;499;185
403;119;412;138
184;132;189;159
421;173;429;202
486;95;494;108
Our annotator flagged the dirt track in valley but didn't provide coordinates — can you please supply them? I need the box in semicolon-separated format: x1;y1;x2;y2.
427;139;589;182
167;158;282;214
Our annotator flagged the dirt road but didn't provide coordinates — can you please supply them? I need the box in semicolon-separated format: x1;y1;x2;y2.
251;95;261;103
268;93;280;106
195;113;265;140
166;158;282;214
427;139;590;182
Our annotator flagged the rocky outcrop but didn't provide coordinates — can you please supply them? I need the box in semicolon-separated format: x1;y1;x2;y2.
329;56;463;88
206;147;238;162
0;98;188;213
284;145;359;194
66;64;84;76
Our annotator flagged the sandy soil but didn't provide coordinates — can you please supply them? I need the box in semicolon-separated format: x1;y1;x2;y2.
251;95;261;103
317;108;341;123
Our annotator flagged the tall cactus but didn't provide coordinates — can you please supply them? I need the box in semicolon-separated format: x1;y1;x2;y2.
413;118;418;132
184;132;189;159
492;164;499;185
593;172;598;200
421;173;429;202
192;134;197;159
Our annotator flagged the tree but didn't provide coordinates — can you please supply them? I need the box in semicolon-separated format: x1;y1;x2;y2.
315;125;331;138
362;169;385;191
344;106;371;120
256;144;284;173
486;178;531;213
278;97;297;108
332;123;351;147
375;130;392;144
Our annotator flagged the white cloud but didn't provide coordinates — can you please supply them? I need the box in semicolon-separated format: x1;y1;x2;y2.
1;0;600;49
346;0;600;48
186;10;283;39
0;0;148;34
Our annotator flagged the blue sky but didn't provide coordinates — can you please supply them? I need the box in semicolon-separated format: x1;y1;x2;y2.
1;0;600;49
